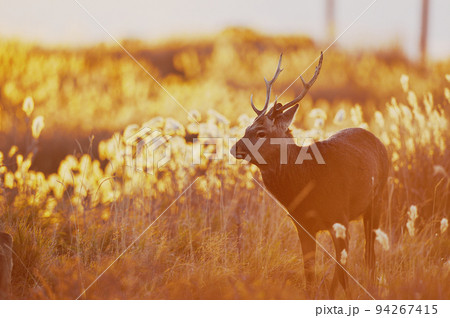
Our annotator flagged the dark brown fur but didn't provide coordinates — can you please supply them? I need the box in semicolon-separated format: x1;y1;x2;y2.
232;53;388;297
232;110;389;298
0;232;13;299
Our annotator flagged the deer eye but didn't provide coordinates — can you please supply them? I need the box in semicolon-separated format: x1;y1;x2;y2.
256;131;266;138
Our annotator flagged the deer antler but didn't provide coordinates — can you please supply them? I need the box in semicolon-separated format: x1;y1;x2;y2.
251;54;283;118
270;52;323;117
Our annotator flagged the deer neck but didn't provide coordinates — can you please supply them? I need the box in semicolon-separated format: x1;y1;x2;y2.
258;143;308;205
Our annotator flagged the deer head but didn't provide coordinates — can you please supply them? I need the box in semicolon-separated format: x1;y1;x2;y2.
231;53;323;166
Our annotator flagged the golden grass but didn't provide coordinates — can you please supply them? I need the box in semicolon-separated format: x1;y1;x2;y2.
0;29;449;299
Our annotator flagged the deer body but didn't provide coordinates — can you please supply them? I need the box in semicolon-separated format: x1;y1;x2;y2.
0;232;13;299
231;53;389;297
261;128;388;228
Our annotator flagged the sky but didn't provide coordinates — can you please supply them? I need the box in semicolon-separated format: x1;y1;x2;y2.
0;0;449;60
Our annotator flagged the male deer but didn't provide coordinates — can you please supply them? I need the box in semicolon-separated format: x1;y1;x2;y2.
230;53;389;298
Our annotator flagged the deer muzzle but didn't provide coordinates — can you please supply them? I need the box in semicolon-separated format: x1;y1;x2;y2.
230;140;247;159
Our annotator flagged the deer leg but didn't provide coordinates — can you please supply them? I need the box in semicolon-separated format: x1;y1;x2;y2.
363;202;380;281
330;229;349;299
298;229;316;298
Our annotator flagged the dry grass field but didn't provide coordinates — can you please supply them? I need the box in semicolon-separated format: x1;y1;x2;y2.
0;28;449;299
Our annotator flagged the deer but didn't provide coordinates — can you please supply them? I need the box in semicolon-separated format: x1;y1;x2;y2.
0;232;13;299
230;53;389;298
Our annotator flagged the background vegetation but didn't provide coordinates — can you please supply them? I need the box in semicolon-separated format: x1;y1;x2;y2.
0;28;449;299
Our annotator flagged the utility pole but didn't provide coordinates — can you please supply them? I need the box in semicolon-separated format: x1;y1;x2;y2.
326;0;336;42
419;0;430;63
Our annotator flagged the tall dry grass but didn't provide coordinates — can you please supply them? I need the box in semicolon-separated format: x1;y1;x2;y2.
0;29;449;299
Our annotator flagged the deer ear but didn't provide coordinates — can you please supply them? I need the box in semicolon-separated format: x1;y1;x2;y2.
274;104;299;131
